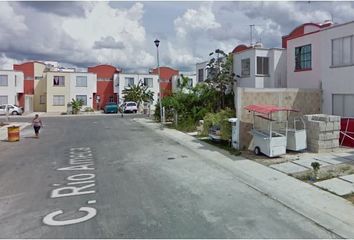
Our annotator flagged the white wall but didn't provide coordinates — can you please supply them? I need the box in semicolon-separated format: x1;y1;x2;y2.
286;32;322;89
69;72;97;109
320;22;354;115
196;61;208;83
0;70;24;105
171;74;197;93
234;48;286;88
234;49;255;88
114;73;159;109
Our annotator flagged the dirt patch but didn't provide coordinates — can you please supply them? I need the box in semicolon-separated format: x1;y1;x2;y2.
290;163;354;183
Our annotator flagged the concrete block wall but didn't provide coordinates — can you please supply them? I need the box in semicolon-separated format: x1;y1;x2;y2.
304;114;341;153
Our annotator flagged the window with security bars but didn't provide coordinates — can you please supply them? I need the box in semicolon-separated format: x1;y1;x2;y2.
76;95;87;105
256;57;269;75
125;77;134;87
0;95;8;105
198;69;204;82
53;76;65;86
143;78;153;88
76;76;87;87
295;44;311;70
40;95;46;104
332;35;354;67
53;95;65;106
241;58;250;76
0;75;8;86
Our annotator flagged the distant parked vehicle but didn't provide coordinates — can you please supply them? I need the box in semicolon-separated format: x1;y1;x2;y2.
0;104;23;115
104;102;118;114
120;101;138;113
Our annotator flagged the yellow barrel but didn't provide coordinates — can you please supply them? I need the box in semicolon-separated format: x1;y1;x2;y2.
8;126;20;142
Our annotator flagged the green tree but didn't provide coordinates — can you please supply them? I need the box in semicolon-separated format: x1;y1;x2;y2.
206;49;235;110
122;81;154;109
71;98;84;114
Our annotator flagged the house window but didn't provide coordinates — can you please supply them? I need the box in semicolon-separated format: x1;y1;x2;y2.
332;35;354;67
76;76;87;87
125;77;134;87
256;57;269;75
53;95;65;106
198;69;204;82
144;78;153;88
333;94;354;117
76;95;87;105
53;76;65;86
109;96;114;102
40;95;46;104
241;58;250;76
0;75;8;86
35;76;43;80
295;44;311;70
0;95;8;105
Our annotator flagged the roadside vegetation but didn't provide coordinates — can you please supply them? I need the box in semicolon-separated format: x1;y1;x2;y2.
155;49;236;135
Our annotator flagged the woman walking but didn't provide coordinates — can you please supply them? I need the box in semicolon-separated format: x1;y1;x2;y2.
32;114;43;138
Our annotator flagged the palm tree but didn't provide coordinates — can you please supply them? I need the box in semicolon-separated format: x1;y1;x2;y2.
122;81;154;109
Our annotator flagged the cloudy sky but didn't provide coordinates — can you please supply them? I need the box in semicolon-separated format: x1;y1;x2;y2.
1;1;354;73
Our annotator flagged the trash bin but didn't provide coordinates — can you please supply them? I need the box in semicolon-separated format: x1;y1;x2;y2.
8;126;20;142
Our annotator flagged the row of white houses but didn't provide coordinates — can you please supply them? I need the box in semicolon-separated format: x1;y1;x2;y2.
196;20;354;117
0;61;196;113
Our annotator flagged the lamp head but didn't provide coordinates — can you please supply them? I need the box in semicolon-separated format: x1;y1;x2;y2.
154;39;160;47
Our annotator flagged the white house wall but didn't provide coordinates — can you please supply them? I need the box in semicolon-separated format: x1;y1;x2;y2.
0;70;24;105
69;72;97;109
320;22;354;115
234;48;286;88
287;32;322;89
234;50;256;88
116;73;159;109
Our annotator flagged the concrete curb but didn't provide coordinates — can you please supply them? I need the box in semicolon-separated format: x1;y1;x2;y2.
135;118;354;238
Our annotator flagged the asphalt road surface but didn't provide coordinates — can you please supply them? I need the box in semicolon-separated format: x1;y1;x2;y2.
0;115;337;238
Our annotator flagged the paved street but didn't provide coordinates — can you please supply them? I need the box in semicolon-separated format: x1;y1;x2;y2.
0;115;338;238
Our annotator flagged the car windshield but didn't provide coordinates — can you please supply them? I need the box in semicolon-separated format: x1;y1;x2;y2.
127;103;136;106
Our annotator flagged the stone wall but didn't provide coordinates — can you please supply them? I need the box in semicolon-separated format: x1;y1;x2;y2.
304;114;341;153
236;88;321;150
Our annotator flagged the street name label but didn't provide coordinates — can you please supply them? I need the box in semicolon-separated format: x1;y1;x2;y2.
43;147;98;226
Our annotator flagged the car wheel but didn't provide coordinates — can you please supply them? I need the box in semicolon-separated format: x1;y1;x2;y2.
133;110;137;114
254;147;261;155
12;111;18;115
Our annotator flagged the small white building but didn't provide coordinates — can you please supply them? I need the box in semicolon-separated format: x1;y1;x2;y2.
233;44;287;88
171;73;197;93
69;72;97;110
285;20;354;116
0;70;24;105
114;73;159;110
196;61;209;83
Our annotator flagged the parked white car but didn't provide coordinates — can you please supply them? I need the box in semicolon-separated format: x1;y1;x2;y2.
120;101;138;113
0;104;23;115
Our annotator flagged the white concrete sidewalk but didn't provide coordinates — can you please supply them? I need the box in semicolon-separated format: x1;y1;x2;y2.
135;118;354;238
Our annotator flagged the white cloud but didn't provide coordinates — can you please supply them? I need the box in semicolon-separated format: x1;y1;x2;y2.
174;3;221;39
0;54;20;70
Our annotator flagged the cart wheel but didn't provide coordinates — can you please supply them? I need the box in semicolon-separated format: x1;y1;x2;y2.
254;147;261;155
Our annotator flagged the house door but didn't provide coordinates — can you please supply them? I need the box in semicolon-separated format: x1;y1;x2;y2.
25;95;33;113
333;94;354;117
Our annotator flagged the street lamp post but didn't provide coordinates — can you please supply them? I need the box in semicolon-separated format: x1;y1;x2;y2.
154;39;164;129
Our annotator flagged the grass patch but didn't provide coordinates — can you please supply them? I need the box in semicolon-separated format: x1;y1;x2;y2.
200;139;241;156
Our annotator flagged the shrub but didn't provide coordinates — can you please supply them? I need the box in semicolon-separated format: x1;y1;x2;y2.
202;108;235;140
84;107;94;112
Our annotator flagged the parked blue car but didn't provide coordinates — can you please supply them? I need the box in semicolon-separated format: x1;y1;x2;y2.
104;102;118;113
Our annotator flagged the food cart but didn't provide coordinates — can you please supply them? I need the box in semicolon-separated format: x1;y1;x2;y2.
244;104;305;157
